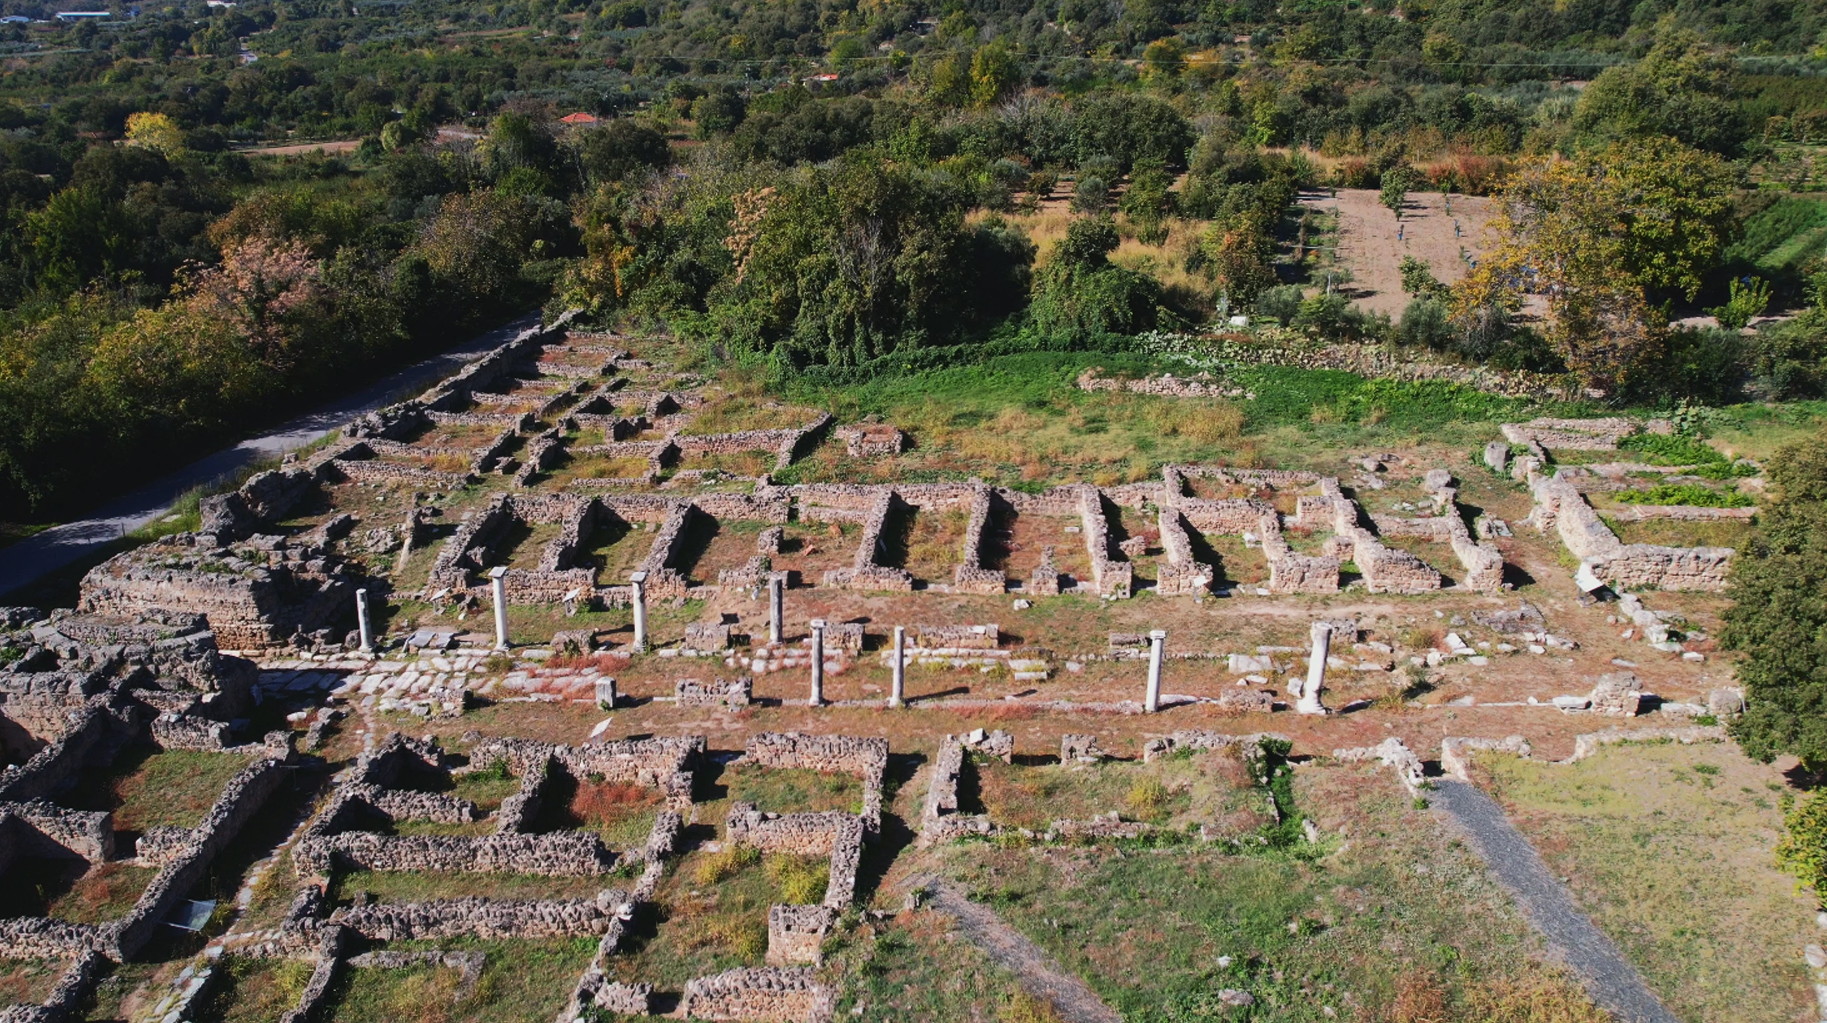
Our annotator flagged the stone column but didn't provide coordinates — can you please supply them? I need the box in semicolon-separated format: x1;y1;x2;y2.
488;566;510;651
1145;629;1166;713
355;588;374;654
768;572;785;646
808;618;826;707
629;571;648;652
889;625;906;709
1299;622;1331;715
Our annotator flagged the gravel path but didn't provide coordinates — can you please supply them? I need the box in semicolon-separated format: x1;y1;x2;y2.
0;313;540;598
917;876;1124;1023
1432;779;1681;1023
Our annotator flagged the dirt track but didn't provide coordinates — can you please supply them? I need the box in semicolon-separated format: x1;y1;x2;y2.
1299;188;1497;317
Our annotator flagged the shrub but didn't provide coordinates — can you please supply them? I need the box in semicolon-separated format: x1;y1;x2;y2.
765;854;829;904
1125;778;1169;818
692;845;760;886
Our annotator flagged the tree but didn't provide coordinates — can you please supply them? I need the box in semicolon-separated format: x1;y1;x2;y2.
579;120;670;184
125;112;185;157
1451;136;1737;393
1030;216;1160;341
1722;425;1827;767
1380;166;1416;218
969;43;1018;108
1570;36;1748;156
1398;255;1445;298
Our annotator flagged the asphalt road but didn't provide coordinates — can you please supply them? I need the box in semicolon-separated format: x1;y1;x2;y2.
1432;778;1682;1023
0;313;541;599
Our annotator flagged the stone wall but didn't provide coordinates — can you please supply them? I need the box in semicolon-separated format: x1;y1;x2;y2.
680;967;835;1023
0;702;111;804
1529;474;1733;591
917;736;995;845
1500;417;1635;451
676;677;752;708
297;830;615;878
334;892;626;941
741;733;886;828
1075;486;1132;599
952;486;1006;595
820;490;914;592
724;804;866;909
79;534;356;651
766;904;836;966
1155;510;1214;596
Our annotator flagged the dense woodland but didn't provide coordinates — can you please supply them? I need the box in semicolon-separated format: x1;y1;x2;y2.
0;0;1825;517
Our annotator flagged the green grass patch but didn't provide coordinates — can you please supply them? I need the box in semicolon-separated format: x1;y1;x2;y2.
723;764;863;816
1484;742;1819;1023
62;746;250;832
1613;483;1755;508
191;956;316;1023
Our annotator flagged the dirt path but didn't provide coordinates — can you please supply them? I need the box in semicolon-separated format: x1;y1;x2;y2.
915;875;1124;1023
1431;779;1681;1023
1299;188;1495;317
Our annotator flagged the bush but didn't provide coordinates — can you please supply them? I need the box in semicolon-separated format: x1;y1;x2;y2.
1396;297;1452;349
693;845;760;886
1253;284;1304;323
1778;790;1827;903
1617;431;1728;466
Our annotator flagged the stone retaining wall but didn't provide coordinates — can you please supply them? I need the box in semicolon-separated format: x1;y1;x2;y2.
298;830;615;878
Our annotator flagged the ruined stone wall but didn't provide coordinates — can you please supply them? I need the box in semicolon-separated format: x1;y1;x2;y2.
334;892;625;941
426;493;515;593
329;452;471;490
677;677;752;708
741;733;886;828
300;830;615;878
680;967;835;1023
467;735;700;800
79;535;354;650
1530;474;1733;591
724;805;867;906
1075;486;1132;599
199;467;320;542
820;490;914;592
952;487;1005;595
492;753;551;834
1;802;113;863
1500;417;1635;451
0;702;111;804
1259;514;1339;595
904;624;999;650
1155;510;1214;596
636;502;695;600
109;757;288;960
1076;368;1245;398
918;736;994;845
766;905;836;966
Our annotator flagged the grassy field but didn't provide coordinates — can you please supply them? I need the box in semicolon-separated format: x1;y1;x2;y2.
964;749;1278;836
722;764;864;816
62;746;250;833
192;957;317;1023
824;908;1046;1023
1480;741;1821;1023
606;845;830;991
319;937;597;1023
915;762;1607;1022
